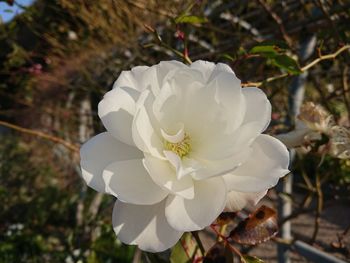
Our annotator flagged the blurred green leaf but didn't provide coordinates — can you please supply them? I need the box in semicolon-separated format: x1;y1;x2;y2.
175;15;208;24
170;233;198;263
270;54;301;74
4;9;14;13
250;40;288;54
241;255;265;263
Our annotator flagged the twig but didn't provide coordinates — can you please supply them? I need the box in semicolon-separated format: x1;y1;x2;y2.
257;0;293;48
210;225;244;260
191;231;205;256
242;45;350;87
311;173;323;244
0;120;79;152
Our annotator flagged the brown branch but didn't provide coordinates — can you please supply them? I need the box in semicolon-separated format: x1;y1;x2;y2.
257;0;293;48
242;45;350;87
0;120;79;153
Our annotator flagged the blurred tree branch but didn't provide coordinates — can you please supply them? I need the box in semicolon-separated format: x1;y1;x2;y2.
242;44;350;87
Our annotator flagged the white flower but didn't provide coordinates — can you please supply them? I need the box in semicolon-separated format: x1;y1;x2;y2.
80;60;290;252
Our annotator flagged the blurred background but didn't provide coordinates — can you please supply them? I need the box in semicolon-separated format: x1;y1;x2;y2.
0;0;349;262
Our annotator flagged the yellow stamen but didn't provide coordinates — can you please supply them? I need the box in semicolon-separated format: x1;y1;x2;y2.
164;134;191;158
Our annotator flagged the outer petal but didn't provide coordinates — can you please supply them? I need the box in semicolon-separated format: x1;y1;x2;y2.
224;190;267;212
223;134;289;192
103;159;169;205
143;155;194;199
242;87;271;132
80;132;142;193
165;177;227;232
113;199;183;252
98;87;138;146
114;66;150;92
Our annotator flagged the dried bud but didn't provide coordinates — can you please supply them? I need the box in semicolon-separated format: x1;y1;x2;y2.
298;102;334;134
329;126;350;159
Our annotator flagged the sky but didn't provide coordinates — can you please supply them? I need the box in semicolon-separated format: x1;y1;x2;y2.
0;0;34;23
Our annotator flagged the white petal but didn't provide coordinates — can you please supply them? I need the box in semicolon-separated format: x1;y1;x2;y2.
242;87;271;132
161;123;185;143
223;134;290;192
190;60;215;81
103;159;168;205
275;120;312;148
165;177;227;232
191;147;252;180
113;199;183;252
196;121;261;160
207;71;244;132
80;132;142;193
98;87;137;146
114;66;150;92
132;100;164;159
225;190;267;212
143;155;194;199
163;151;196;180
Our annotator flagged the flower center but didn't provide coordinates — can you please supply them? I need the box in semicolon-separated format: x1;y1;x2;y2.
164;134;191;158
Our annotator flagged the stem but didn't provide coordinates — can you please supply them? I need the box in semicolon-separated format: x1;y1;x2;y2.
191;231;205;256
311;172;323;243
0;120;79;152
242;45;350;87
210;225;243;260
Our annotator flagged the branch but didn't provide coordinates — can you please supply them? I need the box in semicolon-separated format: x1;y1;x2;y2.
0;120;79;153
242;45;350;87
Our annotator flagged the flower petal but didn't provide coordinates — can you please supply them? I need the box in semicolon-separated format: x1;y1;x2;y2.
132;96;164;159
165;177;227;231
80;132;142;193
224;190;267;212
113;199;183;252
191;146;252;180
242;87;271;132
98;87;138;146
143;155;195;199
114;66;150;92
223;134;289;192
103;159;169;205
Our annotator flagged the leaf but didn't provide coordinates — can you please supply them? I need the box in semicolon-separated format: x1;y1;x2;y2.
229;205;278;245
270;55;301;74
203;242;233;263
4;9;14;13
170;233;200;263
249;40;288;56
241;255;265;263
175;15;208;24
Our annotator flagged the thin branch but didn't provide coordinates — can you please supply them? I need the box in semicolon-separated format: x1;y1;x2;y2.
210;225;244;260
242;45;350;87
191;231;205;256
0;120;79;152
257;0;293;48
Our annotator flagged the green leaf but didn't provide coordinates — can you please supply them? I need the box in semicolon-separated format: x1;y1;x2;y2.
170;233;199;263
241;255;265;263
175;15;208;24
249;40;289;57
4;9;14;13
270;54;301;74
